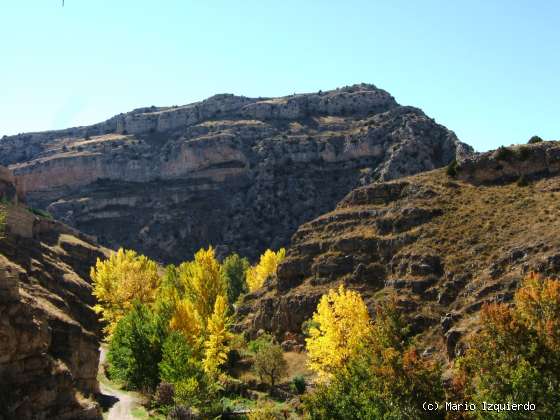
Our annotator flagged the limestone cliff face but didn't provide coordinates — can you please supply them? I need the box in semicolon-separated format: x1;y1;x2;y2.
1;84;472;262
0;169;108;419
238;141;560;360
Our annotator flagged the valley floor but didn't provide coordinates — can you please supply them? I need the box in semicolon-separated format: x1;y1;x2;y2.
98;346;151;420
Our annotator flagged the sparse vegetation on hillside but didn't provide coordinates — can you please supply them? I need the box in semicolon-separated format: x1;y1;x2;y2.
528;135;543;144
455;273;560;419
0;205;6;238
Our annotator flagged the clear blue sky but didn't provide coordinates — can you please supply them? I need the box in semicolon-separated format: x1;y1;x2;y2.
1;1;558;151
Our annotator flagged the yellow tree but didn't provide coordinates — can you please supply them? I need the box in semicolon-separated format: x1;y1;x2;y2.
306;285;372;381
246;248;286;292
203;295;233;376
91;248;160;336
170;247;227;344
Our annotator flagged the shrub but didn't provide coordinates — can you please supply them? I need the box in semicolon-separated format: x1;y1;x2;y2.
446;159;458;177
174;378;203;408
167;405;195;420
516;146;531;161
247;333;274;354
253;341;288;387
516;174;529;187
454;273;560;419
495;146;513;161
28;207;53;219
153;382;175;407
247;400;286;420
528;135;543;144
0;206;6;239
291;375;306;395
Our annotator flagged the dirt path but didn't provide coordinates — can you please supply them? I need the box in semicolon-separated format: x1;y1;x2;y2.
98;346;144;420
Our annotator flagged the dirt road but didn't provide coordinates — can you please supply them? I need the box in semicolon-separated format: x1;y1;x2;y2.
98;346;144;420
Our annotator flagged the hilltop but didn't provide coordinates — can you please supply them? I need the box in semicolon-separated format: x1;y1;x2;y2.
1;84;471;262
239;140;560;362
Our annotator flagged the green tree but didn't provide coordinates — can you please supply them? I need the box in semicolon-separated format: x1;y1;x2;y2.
159;332;204;385
107;302;166;391
253;340;288;387
220;253;249;305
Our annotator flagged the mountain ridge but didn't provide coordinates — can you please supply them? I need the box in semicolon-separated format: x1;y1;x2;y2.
1;84;472;263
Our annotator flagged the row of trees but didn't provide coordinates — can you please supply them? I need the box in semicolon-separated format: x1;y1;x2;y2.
91;246;285;416
302;273;560;419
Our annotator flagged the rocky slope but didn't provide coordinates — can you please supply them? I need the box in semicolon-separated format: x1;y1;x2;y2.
1;84;471;262
238;141;560;361
0;168;108;419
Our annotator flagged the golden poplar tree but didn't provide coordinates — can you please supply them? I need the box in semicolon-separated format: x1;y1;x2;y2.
305;285;372;381
246;248;286;292
203;295;233;376
170;247;228;345
91;248;160;336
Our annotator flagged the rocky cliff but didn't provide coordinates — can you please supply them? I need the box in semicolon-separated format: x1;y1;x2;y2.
0;169;108;419
1;84;471;262
238;141;560;360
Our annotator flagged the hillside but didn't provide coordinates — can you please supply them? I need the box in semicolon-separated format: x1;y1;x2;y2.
1;84;471;262
239;140;560;361
0;168;108;419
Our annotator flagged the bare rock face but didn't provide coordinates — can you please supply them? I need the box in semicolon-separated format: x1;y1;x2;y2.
0;171;108;419
457;140;560;184
1;84;472;262
238;142;560;360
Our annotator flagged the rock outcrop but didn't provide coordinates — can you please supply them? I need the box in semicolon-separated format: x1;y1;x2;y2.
1;84;471;262
0;168;108;419
238;141;560;360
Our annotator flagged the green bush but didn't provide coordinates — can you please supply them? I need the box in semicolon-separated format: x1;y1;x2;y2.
495;146;513;161
0;206;6;238
516;146;531;161
446;159;459;177
291;375;306;395
528;135;543;144
28;207;52;219
517;174;529;187
107;302;166;391
247;333;274;354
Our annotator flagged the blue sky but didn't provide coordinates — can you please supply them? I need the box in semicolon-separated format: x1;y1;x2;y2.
1;1;558;151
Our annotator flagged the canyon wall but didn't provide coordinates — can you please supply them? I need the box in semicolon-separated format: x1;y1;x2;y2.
1;84;472;262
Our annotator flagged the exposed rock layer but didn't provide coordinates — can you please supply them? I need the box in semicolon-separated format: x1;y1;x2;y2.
1;84;471;262
239;141;560;360
0;169;108;419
